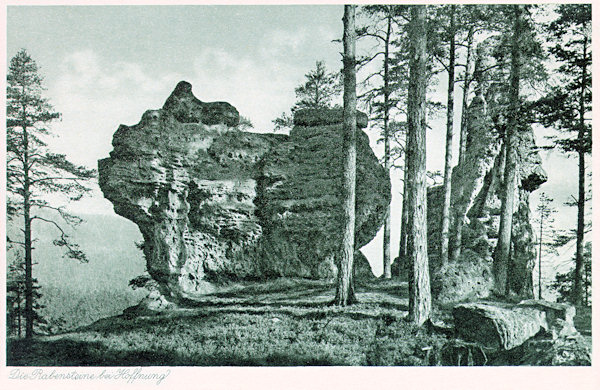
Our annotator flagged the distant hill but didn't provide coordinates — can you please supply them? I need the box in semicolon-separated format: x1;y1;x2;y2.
7;212;145;290
6;212;147;332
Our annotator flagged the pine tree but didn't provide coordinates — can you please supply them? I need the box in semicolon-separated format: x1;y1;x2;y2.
273;61;341;131
492;5;524;296
6;257;45;338
295;61;340;109
552;242;591;305
406;5;431;325
458;23;475;167
534;4;591;306
357;5;408;278
334;4;358;306
438;4;456;265
6;257;26;338
6;49;95;338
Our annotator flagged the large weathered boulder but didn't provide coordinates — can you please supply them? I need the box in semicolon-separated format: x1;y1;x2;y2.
99;82;387;301
452;300;576;351
514;333;591;366
453;302;547;350
442;300;586;366
99;82;280;300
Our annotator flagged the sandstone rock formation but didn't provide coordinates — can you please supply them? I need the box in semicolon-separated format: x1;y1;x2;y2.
452;300;576;351
258;108;388;280
99;81;389;301
427;78;547;303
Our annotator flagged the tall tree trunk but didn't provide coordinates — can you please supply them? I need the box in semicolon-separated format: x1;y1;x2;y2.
382;12;392;279
451;28;474;263
397;163;409;277
335;4;357;306
538;216;543;300
17;288;22;338
572;35;588;306
23;123;34;339
584;262;589;306
493;5;521;297
458;26;474;166
407;5;431;325
440;5;456;265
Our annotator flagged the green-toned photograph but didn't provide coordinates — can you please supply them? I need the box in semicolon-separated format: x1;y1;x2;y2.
5;3;592;371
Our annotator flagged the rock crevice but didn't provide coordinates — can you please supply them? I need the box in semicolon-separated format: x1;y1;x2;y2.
99;82;389;300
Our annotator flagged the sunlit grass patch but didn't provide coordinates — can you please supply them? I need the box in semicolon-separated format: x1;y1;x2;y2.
10;278;439;366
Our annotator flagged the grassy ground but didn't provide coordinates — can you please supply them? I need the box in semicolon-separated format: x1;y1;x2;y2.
8;278;449;366
7;278;591;366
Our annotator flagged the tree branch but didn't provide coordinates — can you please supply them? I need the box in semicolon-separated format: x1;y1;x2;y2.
29;176;87;185
30;216;88;263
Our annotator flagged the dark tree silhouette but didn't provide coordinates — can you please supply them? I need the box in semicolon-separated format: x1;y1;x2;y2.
273;61;340;131
6;49;95;338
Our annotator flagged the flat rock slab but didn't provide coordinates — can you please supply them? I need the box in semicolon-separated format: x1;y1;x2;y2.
453;302;546;350
517;300;576;327
453;301;577;351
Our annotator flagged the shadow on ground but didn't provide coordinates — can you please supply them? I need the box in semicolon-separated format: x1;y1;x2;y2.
8;278;411;366
8;278;590;367
7;337;346;366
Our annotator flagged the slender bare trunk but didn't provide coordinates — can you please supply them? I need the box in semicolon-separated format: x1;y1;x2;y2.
584;262;589;306
538;216;543;300
383;208;391;278
407;5;431;325
335;4;357;306
458;26;474;166
440;5;456;265
23;122;34;339
493;5;521;297
397;162;409;277
451;27;474;263
382;13;392;279
572;35;587;306
17;288;22;338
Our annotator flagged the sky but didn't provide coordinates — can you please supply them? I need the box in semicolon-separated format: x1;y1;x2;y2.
5;4;590;277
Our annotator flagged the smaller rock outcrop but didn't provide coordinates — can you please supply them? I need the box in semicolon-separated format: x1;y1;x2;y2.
427;93;547;303
257;108;390;280
162;81;240;127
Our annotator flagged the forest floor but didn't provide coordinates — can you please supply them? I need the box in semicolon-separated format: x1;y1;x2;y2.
6;278;592;366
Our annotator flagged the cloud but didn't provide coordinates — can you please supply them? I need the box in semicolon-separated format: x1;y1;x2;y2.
47;50;183;168
37;50;184;214
190;47;301;132
189;24;342;133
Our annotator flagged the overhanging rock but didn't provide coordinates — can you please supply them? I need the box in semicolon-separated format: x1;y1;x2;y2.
98;81;390;301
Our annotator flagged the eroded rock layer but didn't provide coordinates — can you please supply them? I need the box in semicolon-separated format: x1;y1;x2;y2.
257;110;388;280
427;90;547;303
99;82;388;300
